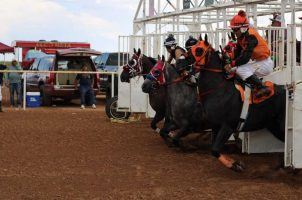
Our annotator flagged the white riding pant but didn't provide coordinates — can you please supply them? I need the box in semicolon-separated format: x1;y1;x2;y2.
236;57;274;80
0;86;2;101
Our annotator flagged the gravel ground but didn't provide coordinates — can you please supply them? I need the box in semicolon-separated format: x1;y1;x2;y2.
0;93;301;199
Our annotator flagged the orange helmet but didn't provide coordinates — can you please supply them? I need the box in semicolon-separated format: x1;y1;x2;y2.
230;10;249;28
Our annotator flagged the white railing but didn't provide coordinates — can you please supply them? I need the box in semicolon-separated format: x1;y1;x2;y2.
0;70;118;110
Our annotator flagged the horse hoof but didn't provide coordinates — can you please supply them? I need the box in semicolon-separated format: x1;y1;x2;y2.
168;131;177;138
231;161;246;172
155;128;161;134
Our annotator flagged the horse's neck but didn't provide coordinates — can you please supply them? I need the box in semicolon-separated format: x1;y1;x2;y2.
164;63;178;82
198;53;234;94
142;55;154;74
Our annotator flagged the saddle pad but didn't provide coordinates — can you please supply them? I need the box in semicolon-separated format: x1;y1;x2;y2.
235;81;275;104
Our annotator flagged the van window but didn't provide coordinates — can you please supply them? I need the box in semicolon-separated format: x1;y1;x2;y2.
106;54;118;66
58;61;69;70
106;53;129;66
57;58;92;71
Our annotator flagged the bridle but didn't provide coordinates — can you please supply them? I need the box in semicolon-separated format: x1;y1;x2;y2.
146;61;189;90
194;45;224;73
124;53;143;77
192;45;227;100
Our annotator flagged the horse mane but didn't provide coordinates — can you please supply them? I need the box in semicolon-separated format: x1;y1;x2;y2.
147;56;157;65
208;49;223;66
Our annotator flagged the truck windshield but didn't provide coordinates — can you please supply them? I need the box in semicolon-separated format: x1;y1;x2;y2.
106;53;129;66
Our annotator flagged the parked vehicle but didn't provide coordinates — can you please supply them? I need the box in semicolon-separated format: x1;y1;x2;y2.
94;52;129;101
22;50;46;70
26;48;101;106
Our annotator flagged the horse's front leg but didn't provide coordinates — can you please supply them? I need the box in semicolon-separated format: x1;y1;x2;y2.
151;111;165;133
212;123;245;172
168;124;192;146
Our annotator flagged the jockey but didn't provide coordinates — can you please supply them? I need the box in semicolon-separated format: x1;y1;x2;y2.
164;34;197;84
185;36;199;83
185;36;198;51
226;10;273;98
164;34;185;64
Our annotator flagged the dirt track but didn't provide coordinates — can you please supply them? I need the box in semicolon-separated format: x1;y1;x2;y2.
0;98;302;199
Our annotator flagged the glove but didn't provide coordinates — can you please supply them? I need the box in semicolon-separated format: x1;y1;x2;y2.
224;64;232;73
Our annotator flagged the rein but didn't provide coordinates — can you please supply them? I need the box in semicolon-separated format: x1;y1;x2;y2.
161;76;186;86
197;49;227;100
160;63;188;87
194;48;224;73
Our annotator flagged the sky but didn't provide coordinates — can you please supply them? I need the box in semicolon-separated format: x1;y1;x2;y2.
0;0;138;57
1;0;301;61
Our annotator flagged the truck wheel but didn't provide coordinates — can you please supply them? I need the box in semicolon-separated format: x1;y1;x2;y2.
63;98;72;104
105;89;111;103
105;96;130;119
39;86;52;106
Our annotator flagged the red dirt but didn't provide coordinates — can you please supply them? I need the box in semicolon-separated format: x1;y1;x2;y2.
0;98;301;199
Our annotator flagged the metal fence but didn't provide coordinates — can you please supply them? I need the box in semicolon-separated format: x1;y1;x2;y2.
0;70;118;110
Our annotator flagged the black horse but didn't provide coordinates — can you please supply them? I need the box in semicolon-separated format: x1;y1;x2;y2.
120;48;166;132
142;56;207;144
181;35;286;172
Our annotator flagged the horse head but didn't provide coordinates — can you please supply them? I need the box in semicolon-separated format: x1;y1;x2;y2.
142;55;166;94
222;33;237;62
182;34;223;73
120;48;156;83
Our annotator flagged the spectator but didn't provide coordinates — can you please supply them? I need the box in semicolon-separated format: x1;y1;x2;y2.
267;13;287;68
0;64;7;112
7;60;22;109
270;13;282;27
74;65;96;109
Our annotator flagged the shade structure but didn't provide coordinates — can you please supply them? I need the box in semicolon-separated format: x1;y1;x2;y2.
0;42;14;54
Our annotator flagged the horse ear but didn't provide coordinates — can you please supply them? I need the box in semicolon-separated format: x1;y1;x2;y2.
205;34;209;46
133;48;137;54
137;48;141;56
231;32;236;41
157;55;161;60
227;33;231;40
162;55;165;62
199;34;203;41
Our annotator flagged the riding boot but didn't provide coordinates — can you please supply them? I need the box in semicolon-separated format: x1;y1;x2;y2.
245;75;271;98
0;101;3;112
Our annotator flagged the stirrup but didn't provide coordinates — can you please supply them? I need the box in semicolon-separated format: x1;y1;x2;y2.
255;88;271;98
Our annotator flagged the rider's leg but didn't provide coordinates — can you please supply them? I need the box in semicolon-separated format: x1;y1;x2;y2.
254;57;274;77
236;62;271;98
245;75;271;98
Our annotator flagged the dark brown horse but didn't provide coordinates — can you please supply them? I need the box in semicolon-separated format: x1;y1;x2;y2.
179;35;286;172
120;48;167;132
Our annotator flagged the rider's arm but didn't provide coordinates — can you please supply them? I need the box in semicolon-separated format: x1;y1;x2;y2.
167;54;173;64
231;35;258;67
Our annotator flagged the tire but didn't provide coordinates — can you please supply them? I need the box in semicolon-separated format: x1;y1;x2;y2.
105;96;130;119
39;85;52;106
105;88;111;103
63;98;72;104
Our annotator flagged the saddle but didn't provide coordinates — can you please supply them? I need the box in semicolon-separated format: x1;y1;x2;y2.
234;80;275;132
235;81;275;104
